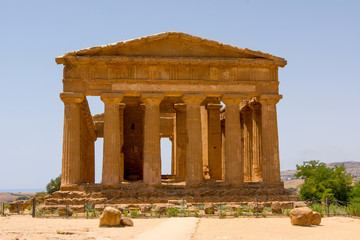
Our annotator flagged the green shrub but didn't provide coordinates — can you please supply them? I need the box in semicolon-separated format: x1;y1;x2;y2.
346;203;360;215
242;205;250;212
122;210;129;217
130;208;138;217
166;207;179;217
34;192;48;198
46;175;61;195
15;196;30;201
309;203;325;217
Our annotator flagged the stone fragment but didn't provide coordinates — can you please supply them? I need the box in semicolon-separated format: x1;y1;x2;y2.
140;204;152;213
227;204;242;211
99;207;121;227
271;201;282;214
120;217;134;227
311;211;321;225
289;207;313;226
294;201;307;208
154;204;167;214
249;202;264;212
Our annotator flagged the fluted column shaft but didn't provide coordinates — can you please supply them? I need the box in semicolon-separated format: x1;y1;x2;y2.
60;92;85;185
142;93;164;185
258;94;282;182
242;107;253;182
101;93;124;184
183;94;206;185
206;103;222;180
222;94;245;184
174;103;187;181
250;103;262;182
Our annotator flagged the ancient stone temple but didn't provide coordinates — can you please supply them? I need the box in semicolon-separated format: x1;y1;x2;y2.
54;32;296;203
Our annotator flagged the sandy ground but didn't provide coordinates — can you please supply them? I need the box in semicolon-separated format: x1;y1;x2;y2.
0;215;359;240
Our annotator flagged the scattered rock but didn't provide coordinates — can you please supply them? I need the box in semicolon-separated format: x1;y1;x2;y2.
204;203;215;214
271;201;282;214
99;207;121;227
249;202;264;212
227;204;242;211
289;207;313;226
154;204;167;214
311;211;321;225
140;204;152;213
294;201;307;208
120;217;134;227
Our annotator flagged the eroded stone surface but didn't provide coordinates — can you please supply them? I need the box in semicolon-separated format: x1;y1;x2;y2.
99;207;121;227
289;207;313;226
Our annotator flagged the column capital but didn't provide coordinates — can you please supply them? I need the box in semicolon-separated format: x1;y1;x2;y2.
100;93;124;104
206;103;222;110
174;103;187;111
60;92;85;104
221;94;245;105
182;94;205;105
141;93;164;104
257;94;282;105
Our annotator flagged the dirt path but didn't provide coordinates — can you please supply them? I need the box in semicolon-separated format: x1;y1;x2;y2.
0;215;360;240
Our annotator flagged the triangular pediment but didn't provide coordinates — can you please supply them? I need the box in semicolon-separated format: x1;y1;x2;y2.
56;32;286;66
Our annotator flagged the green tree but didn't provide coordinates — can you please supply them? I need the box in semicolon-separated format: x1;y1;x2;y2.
295;160;352;202
46;175;61;195
350;181;360;203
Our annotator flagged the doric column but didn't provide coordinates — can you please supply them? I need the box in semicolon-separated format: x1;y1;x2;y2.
222;94;245;184
174;103;187;181
142;93;164;185
101;93;125;184
250;103;262;182
241;106;253;182
183;94;206;185
258;94;282;182
60;92;85;186
206;103;222;180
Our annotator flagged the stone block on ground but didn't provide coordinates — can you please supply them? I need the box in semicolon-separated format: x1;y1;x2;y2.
227;204;242;211
271;201;282;214
249;202;264;212
289;207;313;226
99;207;121;227
311;211;321;225
120;217;134;227
154;204;167;214
294;201;307;208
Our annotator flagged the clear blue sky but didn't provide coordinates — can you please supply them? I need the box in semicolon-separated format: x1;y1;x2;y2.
0;0;359;190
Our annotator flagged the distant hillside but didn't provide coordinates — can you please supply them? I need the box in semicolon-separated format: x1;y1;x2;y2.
0;192;35;203
281;161;360;190
327;161;360;178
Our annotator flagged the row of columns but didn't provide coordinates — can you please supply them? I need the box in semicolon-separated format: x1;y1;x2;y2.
60;92;282;186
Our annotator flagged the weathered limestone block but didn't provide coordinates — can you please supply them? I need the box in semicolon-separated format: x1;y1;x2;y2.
311;212;321;225
294;201;307;208
289;207;313;226
140;204;152;213
99;207;122;227
249;202;265;212
154;204;167;214
271;201;282;213
227;204;242;211
121;217;134;227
